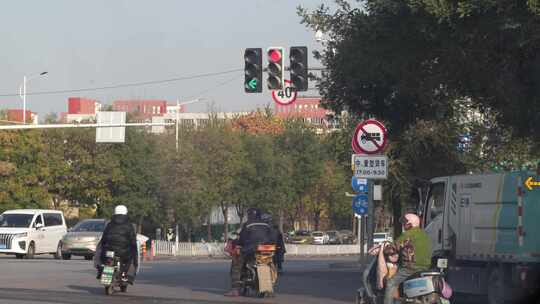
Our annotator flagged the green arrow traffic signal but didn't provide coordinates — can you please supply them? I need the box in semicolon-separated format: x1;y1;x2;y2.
248;78;257;89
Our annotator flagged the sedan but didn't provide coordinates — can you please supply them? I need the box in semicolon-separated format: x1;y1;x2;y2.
61;219;106;260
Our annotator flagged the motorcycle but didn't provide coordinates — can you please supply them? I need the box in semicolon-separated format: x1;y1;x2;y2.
99;250;130;295
240;244;278;298
356;255;452;304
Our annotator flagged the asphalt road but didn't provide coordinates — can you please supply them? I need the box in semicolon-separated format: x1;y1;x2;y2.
0;254;500;304
0;255;362;304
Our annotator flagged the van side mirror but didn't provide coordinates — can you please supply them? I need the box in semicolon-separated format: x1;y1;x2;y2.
35;223;44;229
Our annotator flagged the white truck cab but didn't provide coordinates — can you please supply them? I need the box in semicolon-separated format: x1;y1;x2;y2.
0;209;67;259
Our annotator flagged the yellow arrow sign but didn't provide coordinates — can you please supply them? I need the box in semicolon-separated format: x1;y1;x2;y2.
525;177;540;191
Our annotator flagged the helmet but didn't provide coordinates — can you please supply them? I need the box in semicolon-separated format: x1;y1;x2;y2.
401;213;420;229
261;213;273;224
247;208;261;220
114;205;128;215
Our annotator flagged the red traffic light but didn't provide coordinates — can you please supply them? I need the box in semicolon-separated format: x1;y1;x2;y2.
268;49;282;63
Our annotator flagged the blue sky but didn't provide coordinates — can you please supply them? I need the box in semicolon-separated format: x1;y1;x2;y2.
0;0;328;116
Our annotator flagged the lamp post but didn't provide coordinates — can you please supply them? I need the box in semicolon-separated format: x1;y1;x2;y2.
19;71;48;123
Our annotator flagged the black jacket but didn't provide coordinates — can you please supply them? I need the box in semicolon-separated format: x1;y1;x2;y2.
100;214;138;263
237;219;275;256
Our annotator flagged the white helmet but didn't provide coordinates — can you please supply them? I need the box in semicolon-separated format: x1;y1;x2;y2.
114;205;128;215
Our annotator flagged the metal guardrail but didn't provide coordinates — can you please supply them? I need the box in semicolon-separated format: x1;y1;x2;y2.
152;240;361;257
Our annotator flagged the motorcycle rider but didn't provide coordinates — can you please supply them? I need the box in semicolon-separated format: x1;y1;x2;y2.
224;208;275;297
383;213;432;304
96;205;139;282
261;213;286;272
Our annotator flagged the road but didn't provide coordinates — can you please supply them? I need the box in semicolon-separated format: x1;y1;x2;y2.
0;255;492;304
0;255;361;304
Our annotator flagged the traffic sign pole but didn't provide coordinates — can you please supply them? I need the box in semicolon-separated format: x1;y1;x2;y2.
358;215;363;258
367;180;374;251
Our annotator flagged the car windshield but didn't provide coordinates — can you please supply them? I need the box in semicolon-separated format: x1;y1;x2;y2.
327;232;337;236
71;221;106;232
0;214;34;228
296;231;310;236
312;232;323;237
374;233;387;239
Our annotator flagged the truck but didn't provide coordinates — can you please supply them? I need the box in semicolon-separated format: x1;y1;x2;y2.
418;171;540;304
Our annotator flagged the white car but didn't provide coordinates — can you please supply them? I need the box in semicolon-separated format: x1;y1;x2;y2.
373;232;393;246
0;209;67;259
311;231;329;245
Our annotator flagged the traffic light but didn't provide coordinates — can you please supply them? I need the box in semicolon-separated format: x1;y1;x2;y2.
289;46;308;91
244;48;262;93
267;47;284;90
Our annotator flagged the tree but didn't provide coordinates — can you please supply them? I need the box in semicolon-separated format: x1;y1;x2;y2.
276;119;326;230
299;0;540;140
109;128;160;233
304;160;349;230
0;130;50;212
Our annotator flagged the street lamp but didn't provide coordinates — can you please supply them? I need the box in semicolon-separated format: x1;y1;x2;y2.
19;71;48;124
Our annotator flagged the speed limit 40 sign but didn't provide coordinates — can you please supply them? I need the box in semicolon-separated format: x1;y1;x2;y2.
272;80;297;105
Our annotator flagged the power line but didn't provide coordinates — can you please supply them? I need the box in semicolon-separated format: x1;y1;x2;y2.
0;68;243;97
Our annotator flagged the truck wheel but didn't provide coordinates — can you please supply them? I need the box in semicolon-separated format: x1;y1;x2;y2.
487;266;506;304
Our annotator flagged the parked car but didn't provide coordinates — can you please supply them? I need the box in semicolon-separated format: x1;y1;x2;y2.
326;230;341;244
61;219;107;260
311;231;329;245
338;230;355;244
289;230;312;244
0;209;67;259
373;232;393;246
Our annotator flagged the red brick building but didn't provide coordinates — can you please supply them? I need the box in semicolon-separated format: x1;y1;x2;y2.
6;109;38;124
68;97;100;114
113;100;167;119
274;97;333;126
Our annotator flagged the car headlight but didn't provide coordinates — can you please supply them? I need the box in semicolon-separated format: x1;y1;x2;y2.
13;233;28;238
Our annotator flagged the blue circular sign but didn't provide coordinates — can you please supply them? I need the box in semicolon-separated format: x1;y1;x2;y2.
352;176;368;193
352;194;368;215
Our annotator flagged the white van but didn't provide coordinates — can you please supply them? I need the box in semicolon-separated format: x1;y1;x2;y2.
0;209;67;259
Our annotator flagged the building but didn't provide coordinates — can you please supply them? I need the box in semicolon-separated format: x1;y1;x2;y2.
68;97;101;114
274;97;337;132
151;112;251;134
113;100;167;119
65;97;101;123
166;103;186;115
6;109;38;124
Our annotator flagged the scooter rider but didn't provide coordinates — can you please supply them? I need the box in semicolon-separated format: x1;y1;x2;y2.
96;205;138;282
383;213;432;304
224;208;274;297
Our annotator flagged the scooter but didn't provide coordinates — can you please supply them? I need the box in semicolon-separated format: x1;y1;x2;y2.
240;244;278;298
356;256;452;304
99;251;130;295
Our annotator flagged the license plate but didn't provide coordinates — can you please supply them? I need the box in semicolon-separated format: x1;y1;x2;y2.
0;244;6;249
440;298;451;304
100;266;114;285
